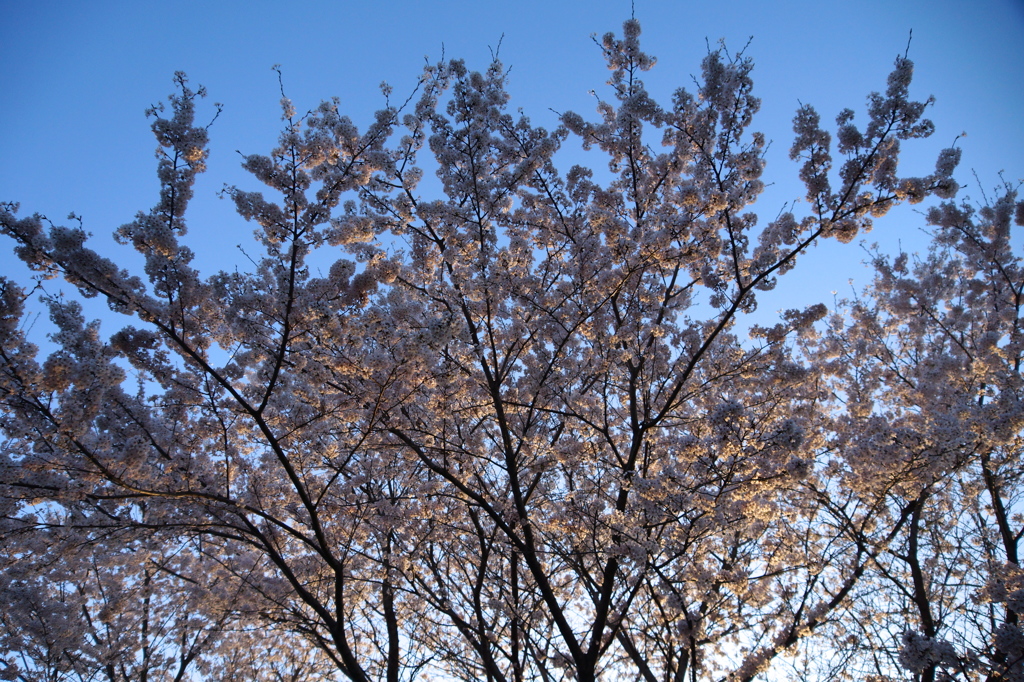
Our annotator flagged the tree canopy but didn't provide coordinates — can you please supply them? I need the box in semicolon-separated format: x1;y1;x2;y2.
1;18;1022;682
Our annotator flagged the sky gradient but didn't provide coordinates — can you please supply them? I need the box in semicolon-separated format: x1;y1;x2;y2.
3;0;1023;321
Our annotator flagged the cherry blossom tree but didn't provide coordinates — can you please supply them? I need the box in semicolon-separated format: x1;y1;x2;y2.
0;18;991;682
0;515;331;682
806;185;1024;682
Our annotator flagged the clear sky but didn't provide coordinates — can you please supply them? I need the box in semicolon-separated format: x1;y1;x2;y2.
2;0;1023;322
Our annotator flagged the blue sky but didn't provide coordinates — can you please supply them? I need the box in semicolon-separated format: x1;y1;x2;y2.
2;0;1023;320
